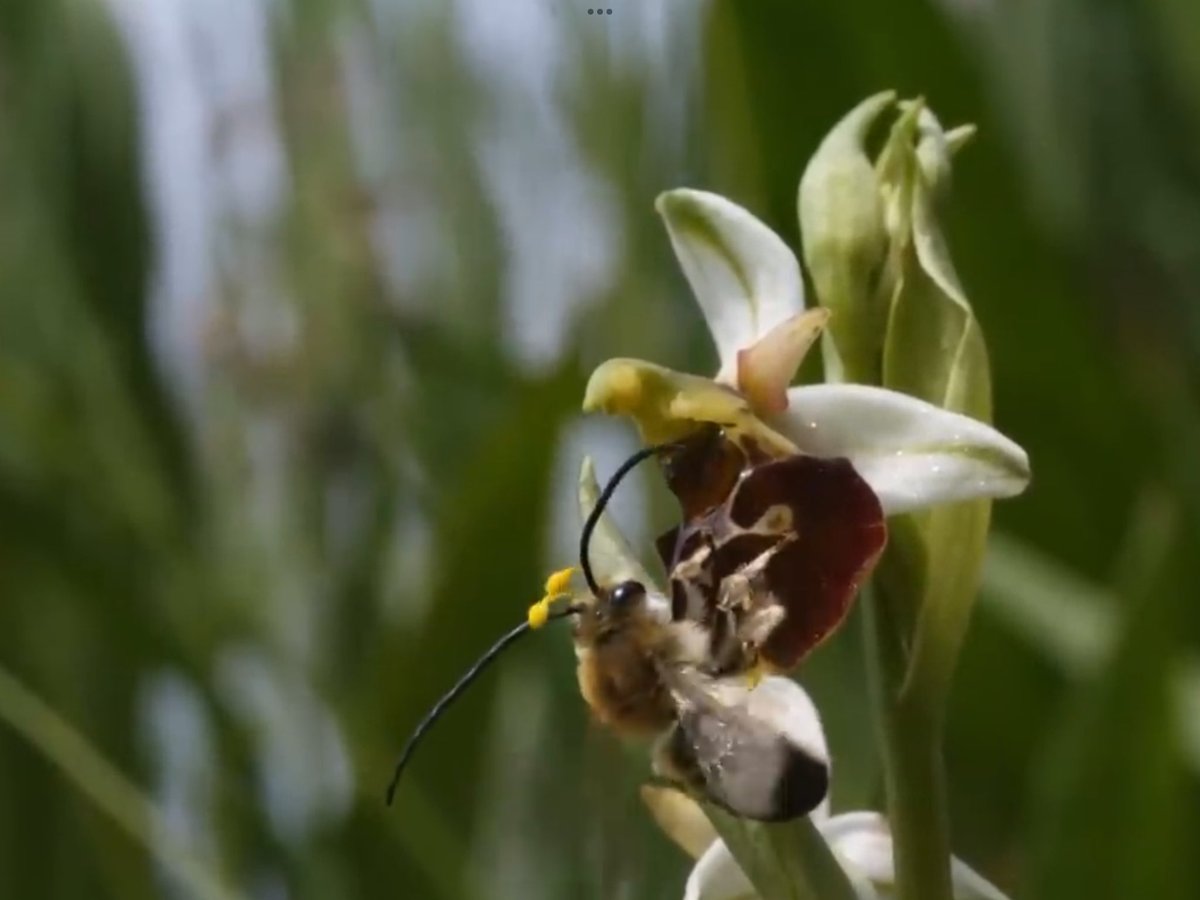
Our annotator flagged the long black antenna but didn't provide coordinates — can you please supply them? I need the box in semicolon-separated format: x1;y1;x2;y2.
578;441;679;595
385;604;578;806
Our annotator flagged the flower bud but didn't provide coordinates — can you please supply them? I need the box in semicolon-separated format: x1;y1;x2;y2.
798;91;893;384
871;99;1003;700
876;101;989;427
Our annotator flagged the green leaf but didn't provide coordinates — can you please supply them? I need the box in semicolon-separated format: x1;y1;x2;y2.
881;170;992;417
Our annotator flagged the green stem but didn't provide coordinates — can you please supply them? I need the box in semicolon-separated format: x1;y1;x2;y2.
864;584;954;900
705;804;861;900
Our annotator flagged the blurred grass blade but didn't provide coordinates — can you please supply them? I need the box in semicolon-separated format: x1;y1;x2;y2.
1016;492;1195;900
0;665;242;900
980;532;1114;678
981;530;1200;777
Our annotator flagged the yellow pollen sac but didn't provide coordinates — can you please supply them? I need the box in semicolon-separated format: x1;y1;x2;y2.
543;566;576;597
527;597;553;630
530;566;578;630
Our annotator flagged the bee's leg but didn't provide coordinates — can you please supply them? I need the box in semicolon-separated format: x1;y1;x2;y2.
713;564;786;672
669;538;715;622
735;601;786;687
737;602;785;649
715;546;774;619
704;606;747;676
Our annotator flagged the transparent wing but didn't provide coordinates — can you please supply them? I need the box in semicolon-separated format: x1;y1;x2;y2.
657;671;829;823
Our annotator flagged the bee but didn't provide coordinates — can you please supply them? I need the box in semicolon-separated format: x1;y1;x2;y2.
569;571;832;821
385;426;885;822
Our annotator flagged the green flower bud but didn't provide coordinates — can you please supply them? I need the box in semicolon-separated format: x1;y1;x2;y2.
874;99;923;259
798;91;894;384
873;100;1002;701
875;102;989;418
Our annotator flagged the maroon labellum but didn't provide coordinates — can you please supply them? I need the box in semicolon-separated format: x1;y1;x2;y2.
656;426;887;672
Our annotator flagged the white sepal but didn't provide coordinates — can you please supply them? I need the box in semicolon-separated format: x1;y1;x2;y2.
656;189;805;383
820;812;1010;900
577;457;658;589
777;384;1030;516
684;838;757;900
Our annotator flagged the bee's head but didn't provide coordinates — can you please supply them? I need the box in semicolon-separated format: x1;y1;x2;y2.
598;578;647;621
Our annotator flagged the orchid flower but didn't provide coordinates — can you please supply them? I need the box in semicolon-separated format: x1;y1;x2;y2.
640;680;1010;900
583;188;1029;516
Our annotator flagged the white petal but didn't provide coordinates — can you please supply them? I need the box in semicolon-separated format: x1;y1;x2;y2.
778;385;1030;516
656;189;804;381
820;812;895;888
684;839;757;900
737;308;829;415
820;812;1011;900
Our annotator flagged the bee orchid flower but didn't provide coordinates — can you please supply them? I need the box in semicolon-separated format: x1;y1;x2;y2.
574;174;1030;900
583;189;1029;517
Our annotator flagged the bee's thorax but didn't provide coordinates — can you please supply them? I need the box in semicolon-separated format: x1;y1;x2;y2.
572;598;679;735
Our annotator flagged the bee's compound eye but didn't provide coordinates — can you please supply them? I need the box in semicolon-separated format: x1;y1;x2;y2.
608;580;645;608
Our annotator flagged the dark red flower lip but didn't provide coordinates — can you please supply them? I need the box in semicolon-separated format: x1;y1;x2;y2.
657;427;887;671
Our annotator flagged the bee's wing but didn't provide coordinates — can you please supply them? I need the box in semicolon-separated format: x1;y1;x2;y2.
657;669;829;823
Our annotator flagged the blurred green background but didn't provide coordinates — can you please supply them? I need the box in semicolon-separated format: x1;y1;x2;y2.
2;0;1199;898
